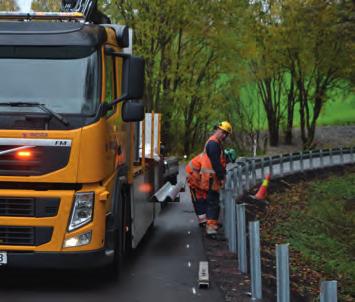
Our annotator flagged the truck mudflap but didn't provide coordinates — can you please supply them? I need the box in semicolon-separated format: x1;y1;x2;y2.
1;248;113;269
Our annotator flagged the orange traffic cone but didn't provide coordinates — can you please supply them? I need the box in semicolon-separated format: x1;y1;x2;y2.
254;174;271;200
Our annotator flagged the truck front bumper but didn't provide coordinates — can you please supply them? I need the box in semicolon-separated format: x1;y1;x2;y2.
1;248;113;269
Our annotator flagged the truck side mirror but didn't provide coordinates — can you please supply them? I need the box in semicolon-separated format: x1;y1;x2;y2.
122;56;145;100
122;100;144;122
101;52;145;116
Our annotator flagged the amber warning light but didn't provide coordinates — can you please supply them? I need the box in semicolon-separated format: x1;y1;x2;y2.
16;151;32;159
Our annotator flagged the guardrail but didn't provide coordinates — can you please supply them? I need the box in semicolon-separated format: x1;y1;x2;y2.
220;146;354;301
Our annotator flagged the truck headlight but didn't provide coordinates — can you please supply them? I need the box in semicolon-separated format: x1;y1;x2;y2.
68;192;94;231
63;231;92;248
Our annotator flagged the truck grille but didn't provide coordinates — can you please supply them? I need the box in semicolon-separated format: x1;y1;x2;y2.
0;226;53;246
0;197;60;217
0;140;71;176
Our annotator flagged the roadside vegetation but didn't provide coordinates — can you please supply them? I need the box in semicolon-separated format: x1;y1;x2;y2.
257;167;355;301
98;0;354;153
2;0;353;153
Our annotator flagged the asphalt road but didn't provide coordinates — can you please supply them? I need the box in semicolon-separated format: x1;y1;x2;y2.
0;177;224;302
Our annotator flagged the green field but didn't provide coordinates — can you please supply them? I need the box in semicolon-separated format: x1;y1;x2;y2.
317;93;355;125
238;84;355;129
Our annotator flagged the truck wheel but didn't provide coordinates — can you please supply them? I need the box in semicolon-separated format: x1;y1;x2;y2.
106;179;131;278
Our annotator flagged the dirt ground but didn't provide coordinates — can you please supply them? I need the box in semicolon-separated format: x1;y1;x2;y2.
266;125;355;155
202;233;254;302
201;165;355;302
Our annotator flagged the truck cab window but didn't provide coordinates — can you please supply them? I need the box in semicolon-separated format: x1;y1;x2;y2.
0;52;99;115
104;55;116;116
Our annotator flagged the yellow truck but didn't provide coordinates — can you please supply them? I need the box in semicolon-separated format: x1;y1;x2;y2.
0;2;178;273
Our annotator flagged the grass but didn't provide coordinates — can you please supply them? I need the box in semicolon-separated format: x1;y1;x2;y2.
238;83;355;129
317;95;355;125
273;171;355;300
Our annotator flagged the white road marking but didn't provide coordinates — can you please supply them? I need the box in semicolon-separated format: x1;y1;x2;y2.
192;287;197;295
188;261;191;268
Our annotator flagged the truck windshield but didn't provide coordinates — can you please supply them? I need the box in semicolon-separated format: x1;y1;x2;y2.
0;51;99;115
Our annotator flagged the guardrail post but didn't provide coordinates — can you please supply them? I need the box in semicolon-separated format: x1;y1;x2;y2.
241;164;246;192
233;168;240;198
249;221;262;300
237;203;247;273
229;195;237;253
234;165;240;193
290;153;294;173
280;155;284;177
340;147;344;165
352;147;355;163
320;281;337;302
251;159;256;186
245;161;250;190
320;149;324;168
276;244;290;302
238;165;244;194
309;150;313;170
330;148;333;166
269;156;273;177
224;175;232;242
261;157;265;179
300;152;304;172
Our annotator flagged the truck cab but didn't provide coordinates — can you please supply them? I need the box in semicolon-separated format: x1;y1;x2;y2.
0;7;174;271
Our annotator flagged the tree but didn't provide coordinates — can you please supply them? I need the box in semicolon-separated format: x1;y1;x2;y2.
31;0;61;11
101;0;231;154
245;0;288;146
233;0;354;148
281;0;354;148
0;0;18;11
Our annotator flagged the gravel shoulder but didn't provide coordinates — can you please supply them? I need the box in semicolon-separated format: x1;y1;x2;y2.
266;125;355;155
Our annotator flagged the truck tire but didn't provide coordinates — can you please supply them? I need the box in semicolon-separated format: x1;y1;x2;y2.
105;176;131;278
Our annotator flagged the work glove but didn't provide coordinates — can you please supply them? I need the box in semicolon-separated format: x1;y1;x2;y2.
224;148;237;163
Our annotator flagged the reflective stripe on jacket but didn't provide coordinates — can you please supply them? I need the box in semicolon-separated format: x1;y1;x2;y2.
199;134;226;192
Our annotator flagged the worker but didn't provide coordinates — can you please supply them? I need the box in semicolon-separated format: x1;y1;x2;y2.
185;154;207;226
199;121;232;237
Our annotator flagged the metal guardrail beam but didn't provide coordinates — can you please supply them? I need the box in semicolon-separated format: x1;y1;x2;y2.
220;146;354;301
228;147;354;186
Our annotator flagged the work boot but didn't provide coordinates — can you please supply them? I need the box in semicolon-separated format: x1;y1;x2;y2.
206;221;218;237
206;220;226;240
206;224;217;234
198;214;207;227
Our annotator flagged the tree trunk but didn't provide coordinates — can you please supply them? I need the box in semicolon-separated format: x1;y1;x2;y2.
258;78;280;147
268;119;279;146
284;70;296;145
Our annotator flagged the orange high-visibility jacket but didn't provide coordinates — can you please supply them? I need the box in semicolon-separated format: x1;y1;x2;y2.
199;134;226;192
185;153;203;190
